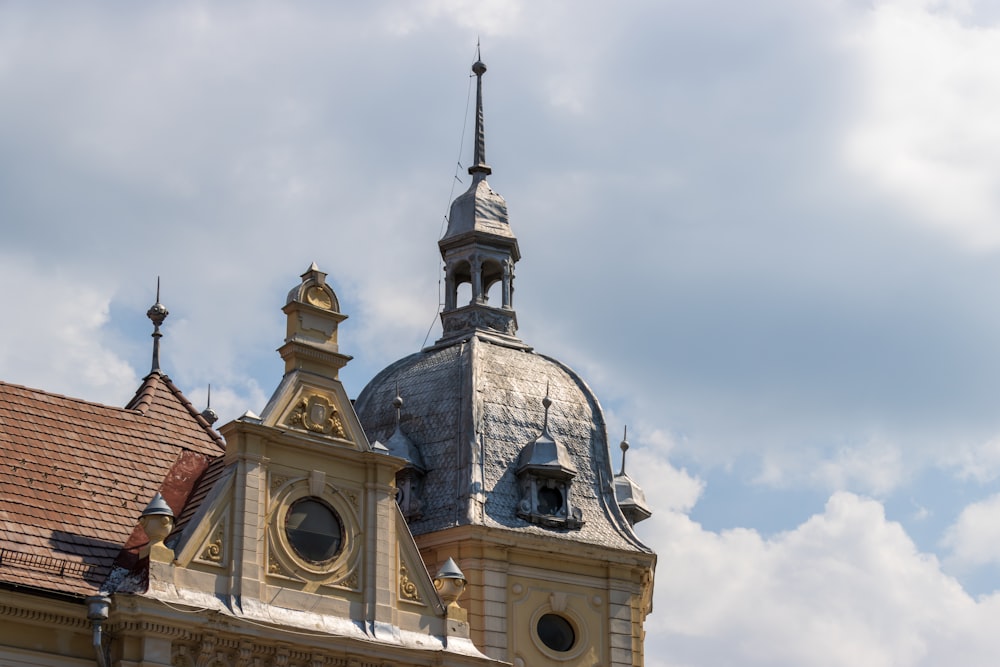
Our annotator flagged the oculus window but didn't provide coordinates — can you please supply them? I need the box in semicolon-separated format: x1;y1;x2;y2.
537;613;575;652
285;497;343;563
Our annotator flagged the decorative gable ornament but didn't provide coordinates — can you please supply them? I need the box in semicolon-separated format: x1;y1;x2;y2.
515;391;584;529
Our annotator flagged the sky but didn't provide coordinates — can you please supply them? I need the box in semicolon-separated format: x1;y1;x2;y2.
2;1;1000;664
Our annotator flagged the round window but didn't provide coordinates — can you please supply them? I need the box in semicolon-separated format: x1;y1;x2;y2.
285;498;343;563
537;613;575;652
537;486;563;514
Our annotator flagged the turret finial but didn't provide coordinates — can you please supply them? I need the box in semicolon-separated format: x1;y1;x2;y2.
541;382;552;432
393;382;404;430
619;426;630;476
201;384;219;425
146;277;169;374
469;47;492;179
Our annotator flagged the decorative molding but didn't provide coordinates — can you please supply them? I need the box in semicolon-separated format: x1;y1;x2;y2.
270;474;289;492
0;603;88;630
198;529;224;564
286;395;346;438
399;563;422;603
268;548;292;579
340;571;359;592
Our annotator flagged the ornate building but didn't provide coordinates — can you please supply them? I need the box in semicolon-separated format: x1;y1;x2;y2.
0;59;654;667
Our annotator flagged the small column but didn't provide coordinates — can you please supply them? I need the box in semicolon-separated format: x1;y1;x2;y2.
445;270;457;310
501;260;512;308
471;257;484;304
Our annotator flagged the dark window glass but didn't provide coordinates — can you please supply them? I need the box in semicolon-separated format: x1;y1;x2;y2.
285;498;342;562
537;613;575;652
537;486;563;514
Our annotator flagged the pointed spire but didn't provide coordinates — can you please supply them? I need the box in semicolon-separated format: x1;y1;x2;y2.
146;277;169;374
469;47;492;179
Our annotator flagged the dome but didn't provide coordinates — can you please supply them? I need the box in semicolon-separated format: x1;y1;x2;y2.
354;334;650;553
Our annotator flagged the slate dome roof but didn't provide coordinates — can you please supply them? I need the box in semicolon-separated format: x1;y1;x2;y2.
354;335;650;553
355;56;649;554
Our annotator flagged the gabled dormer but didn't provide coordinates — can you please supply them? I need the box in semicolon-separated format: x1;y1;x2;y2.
515;391;584;529
132;266;487;663
376;389;427;521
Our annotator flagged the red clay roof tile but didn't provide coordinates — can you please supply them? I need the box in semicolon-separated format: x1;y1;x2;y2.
0;374;225;597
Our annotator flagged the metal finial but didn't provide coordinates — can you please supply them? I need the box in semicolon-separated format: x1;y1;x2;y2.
541;382;552;431
469;49;492;179
619;426;630;476
392;382;404;429
201;384;219;425
140;491;174;518
146;277;169;374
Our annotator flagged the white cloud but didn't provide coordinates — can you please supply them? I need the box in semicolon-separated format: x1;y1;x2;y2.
628;439;704;513
646;492;1000;666
381;0;523;36
810;436;904;496
0;254;138;406
941;434;1000;483
845;1;1000;250
941;492;1000;569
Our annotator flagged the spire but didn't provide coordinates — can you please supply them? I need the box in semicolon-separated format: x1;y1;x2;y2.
436;52;522;346
469;50;491;179
146;278;168;374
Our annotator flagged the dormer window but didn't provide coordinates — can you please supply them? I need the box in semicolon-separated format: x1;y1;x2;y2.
377;390;426;521
515;391;584;530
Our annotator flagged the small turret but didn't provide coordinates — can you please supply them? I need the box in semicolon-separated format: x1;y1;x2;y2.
278;263;351;379
438;56;521;345
614;427;652;526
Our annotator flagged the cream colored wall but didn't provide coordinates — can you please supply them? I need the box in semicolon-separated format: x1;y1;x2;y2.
0;591;94;666
417;527;655;667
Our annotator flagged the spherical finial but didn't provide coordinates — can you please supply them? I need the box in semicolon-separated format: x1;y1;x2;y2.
201;407;219;425
147;277;169;327
542;396;552;410
201;384;218;425
393;394;404;410
472;60;487;76
146;300;168;327
620;425;630;454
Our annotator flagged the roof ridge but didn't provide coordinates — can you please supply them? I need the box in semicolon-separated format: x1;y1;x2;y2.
159;375;226;450
0;378;142;414
124;372;161;414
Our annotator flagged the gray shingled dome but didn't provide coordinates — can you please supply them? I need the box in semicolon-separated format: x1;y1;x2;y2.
354;335;650;553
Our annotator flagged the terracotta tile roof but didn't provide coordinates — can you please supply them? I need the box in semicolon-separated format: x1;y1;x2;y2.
0;374;225;597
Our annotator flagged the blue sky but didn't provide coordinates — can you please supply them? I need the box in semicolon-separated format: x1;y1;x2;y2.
3;1;1000;665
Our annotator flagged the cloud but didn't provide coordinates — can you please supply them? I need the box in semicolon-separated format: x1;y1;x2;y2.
844;1;1000;250
0;254;138;406
941;492;1000;569
628;436;705;513
644;492;1000;666
940;434;1000;483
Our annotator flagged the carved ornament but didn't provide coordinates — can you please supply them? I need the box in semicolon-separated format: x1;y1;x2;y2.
286;395;346;438
399;563;422;603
